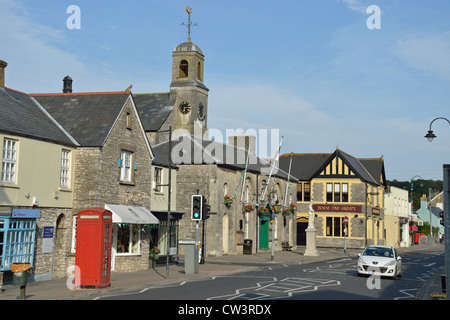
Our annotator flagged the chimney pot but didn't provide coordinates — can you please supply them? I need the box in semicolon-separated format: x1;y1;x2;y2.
63;75;73;93
0;60;7;88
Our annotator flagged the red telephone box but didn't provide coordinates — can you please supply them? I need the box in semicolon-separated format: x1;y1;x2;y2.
75;208;113;289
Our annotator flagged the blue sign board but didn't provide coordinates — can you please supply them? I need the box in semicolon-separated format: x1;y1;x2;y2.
12;209;41;219
43;226;54;238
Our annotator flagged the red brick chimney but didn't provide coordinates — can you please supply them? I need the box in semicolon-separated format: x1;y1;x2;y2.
0;60;7;88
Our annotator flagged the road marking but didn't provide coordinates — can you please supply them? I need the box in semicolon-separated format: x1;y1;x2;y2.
393;288;418;300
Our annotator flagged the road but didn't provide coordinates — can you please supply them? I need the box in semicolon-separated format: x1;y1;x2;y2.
96;245;444;300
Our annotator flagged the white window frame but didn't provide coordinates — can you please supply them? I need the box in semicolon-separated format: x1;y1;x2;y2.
60;149;71;188
2;138;18;183
120;150;133;182
114;223;141;255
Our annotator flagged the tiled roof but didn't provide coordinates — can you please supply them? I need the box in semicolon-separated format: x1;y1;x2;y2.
31;92;129;147
0;87;76;146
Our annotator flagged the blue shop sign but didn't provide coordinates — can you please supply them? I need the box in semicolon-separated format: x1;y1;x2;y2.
12;209;41;219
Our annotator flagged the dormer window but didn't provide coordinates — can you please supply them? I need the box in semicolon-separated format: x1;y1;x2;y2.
179;60;188;78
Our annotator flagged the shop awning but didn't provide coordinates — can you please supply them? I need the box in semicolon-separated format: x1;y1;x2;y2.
105;204;159;225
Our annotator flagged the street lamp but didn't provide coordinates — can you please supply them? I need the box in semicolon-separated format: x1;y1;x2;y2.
425;117;450;299
424;117;450;142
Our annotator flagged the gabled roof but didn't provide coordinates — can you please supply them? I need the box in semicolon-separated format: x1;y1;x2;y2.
152;134;297;182
0;87;76;146
31;91;130;147
280;149;386;187
133;92;175;132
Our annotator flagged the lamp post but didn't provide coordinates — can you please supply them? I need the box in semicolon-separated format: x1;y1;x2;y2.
424;117;450;142
156;126;173;278
425;117;449;299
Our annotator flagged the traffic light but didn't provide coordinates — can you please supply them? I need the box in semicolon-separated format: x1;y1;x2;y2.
440;211;445;226
202;197;211;220
191;195;203;221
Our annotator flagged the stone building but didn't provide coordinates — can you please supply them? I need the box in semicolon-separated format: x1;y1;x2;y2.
152;134;298;257
279;149;387;249
31;89;157;276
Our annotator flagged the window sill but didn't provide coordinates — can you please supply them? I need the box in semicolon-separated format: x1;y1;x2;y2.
0;182;19;189
115;253;141;257
120;181;135;186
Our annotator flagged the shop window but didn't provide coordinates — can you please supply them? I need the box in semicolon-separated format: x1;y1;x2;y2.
296;183;302;202
0;218;36;270
326;216;347;238
116;224;140;254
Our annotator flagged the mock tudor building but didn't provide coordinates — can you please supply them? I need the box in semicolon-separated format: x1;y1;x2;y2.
280;149;387;249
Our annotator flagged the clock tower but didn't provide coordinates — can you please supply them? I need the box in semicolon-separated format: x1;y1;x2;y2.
170;8;209;138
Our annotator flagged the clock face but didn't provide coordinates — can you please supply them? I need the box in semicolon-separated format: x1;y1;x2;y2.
178;101;191;114
198;103;205;120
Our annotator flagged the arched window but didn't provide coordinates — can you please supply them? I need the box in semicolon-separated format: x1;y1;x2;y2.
197;61;202;81
179;60;188;78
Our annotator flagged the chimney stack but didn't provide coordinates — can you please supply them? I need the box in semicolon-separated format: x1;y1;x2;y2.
0;60;7;88
63;75;73;93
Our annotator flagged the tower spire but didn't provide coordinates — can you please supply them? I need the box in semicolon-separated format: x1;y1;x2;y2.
182;6;197;42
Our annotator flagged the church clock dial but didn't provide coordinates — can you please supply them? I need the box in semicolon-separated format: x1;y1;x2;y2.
178;101;191;114
197;103;205;120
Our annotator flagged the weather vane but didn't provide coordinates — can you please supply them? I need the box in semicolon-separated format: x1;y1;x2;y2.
181;6;197;42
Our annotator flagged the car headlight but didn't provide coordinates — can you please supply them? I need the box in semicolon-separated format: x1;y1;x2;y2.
384;260;396;266
358;258;366;264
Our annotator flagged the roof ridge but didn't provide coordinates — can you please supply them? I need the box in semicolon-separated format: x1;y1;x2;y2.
29;91;128;96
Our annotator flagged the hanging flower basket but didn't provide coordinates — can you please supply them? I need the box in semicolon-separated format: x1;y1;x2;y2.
243;204;254;213
258;206;269;214
289;203;297;211
224;195;233;206
282;208;291;215
149;246;160;261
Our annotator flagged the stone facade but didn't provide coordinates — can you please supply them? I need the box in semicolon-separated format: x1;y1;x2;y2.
51;97;154;278
175;164;297;257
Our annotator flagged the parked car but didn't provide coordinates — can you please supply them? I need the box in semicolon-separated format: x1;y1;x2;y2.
357;245;402;279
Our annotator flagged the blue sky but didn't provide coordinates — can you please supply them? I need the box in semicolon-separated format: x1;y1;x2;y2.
1;0;449;181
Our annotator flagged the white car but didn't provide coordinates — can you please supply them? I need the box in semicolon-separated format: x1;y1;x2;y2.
357;245;402;279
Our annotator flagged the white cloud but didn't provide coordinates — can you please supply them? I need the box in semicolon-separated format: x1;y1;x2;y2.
393;32;450;82
338;0;369;14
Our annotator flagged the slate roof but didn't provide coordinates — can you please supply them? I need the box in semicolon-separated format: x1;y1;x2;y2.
152;134;297;182
31;92;129;147
133;93;175;132
279;149;386;187
0;87;76;146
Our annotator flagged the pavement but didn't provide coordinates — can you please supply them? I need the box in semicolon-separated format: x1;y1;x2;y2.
0;244;445;300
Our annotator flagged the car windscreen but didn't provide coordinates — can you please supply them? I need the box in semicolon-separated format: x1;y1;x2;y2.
362;247;394;258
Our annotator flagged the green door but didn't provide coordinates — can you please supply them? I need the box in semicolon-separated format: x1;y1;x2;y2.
259;216;269;250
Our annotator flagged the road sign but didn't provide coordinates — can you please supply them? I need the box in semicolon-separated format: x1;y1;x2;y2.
344;216;348;225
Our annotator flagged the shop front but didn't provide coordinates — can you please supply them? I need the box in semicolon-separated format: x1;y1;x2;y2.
151;211;184;264
104;204;159;272
312;204;367;249
0;209;39;274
